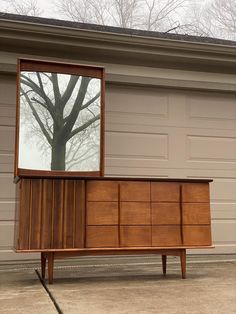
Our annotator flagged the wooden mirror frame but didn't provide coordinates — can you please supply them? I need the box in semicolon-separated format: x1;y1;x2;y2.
14;58;105;178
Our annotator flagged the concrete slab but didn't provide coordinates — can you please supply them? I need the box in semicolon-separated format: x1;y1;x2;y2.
0;266;57;314
47;257;236;314
0;255;235;314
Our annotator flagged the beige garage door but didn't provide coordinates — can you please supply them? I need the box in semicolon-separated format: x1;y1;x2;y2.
106;84;236;254
0;77;236;261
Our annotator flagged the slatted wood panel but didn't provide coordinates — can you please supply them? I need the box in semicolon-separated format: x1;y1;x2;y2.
16;178;85;250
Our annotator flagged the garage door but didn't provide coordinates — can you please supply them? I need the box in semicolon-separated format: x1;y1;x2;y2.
106;84;236;254
0;78;236;261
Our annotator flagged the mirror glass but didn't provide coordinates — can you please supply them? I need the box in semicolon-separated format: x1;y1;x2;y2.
18;71;101;172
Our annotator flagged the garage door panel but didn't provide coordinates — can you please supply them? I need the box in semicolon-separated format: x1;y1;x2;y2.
0;175;16;199
0;126;15;152
0;154;14;173
189;95;236;119
0;75;16;105
0;250;40;261
106;131;168;160
106;85;169;116
105;165;169;177
186;92;236;130
106;87;188;129
0;202;15;220
209;179;236;202
0;126;15;173
187;135;236;162
106;161;236;176
211;203;236;220
0;104;15;126
0;222;14;246
107;128;236;171
212;221;236;242
107;87;236;131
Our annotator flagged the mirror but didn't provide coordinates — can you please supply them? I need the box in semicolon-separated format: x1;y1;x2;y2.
15;59;104;177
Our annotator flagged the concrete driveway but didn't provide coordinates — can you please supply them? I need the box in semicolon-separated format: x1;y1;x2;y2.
0;255;235;314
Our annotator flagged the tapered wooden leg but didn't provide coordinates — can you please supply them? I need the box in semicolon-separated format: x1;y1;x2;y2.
180;249;186;279
47;252;54;284
41;253;46;279
162;255;167;276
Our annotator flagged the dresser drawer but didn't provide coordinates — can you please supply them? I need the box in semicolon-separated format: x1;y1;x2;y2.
87;202;118;225
183;203;211;225
120;181;150;201
152;226;182;246
86;181;118;201
120;226;151;247
120;202;151;225
183;225;212;246
151;182;180;202
86;226;119;248
182;183;209;203
152;203;181;225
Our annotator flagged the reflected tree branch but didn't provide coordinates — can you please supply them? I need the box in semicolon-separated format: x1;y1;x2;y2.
81;91;100;110
21;75;56;121
21;88;53;146
68;114;100;140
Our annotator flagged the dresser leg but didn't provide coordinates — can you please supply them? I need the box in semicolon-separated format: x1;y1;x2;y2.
41;253;46;279
162;255;167;276
180;249;186;279
48;252;54;284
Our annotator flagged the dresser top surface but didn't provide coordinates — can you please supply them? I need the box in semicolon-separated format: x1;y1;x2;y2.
15;176;213;183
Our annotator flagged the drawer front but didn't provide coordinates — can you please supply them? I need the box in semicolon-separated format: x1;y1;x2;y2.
183;203;211;225
86;226;119;247
120;226;151;247
152;226;182;246
86;181;119;201
182;183;209;203
120;202;151;225
120;182;150;201
87;202;118;225
183;225;212;246
151;182;180;202
152;203;181;225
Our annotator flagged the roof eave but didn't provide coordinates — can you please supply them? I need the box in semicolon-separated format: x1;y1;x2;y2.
1;17;236;70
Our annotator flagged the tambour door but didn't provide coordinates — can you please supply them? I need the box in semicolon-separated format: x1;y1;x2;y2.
16;178;85;250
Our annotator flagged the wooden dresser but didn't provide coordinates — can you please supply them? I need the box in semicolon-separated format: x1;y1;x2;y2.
14;177;213;283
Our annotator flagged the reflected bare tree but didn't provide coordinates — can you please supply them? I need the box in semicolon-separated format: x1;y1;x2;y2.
20;72;100;171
